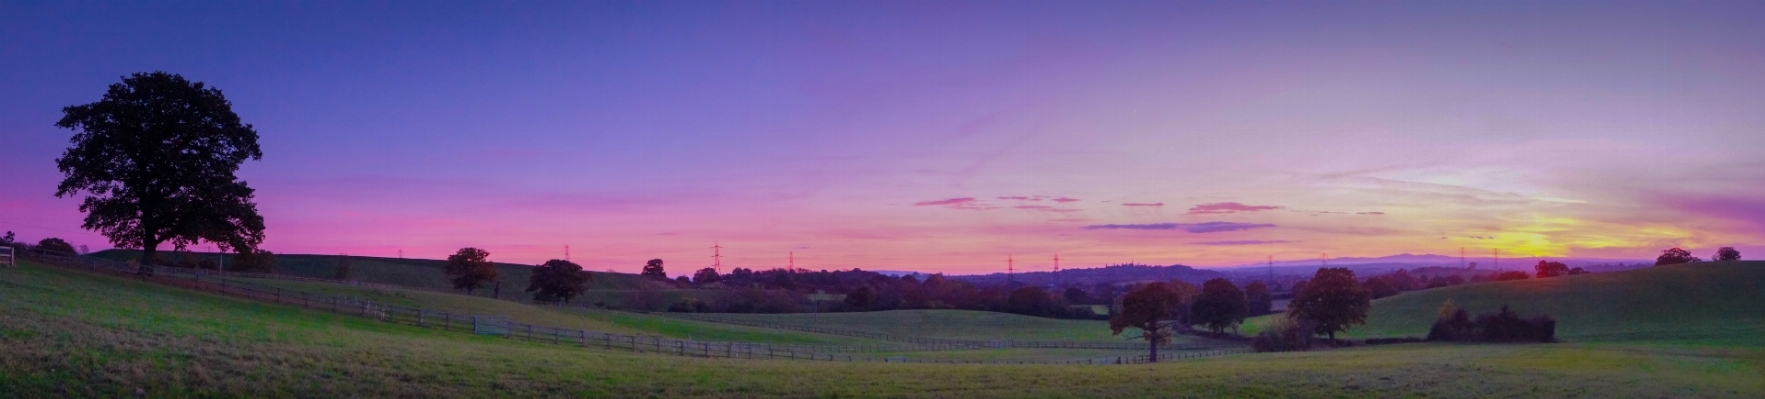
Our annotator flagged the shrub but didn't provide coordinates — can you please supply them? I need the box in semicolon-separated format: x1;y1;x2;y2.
1252;316;1316;352
1656;247;1697;266
1715;247;1741;261
1427;301;1555;343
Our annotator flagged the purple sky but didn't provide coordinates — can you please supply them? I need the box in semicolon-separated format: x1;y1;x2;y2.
3;1;1762;274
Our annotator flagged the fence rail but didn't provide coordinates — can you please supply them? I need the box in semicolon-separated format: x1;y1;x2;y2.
13;252;1252;365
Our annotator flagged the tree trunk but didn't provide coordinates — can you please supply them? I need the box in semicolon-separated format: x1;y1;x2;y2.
1148;329;1160;363
140;236;160;276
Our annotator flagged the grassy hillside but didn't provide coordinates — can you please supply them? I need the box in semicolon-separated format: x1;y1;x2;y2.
224;277;877;345
1246;261;1765;346
2;260;1759;398
699;309;1180;343
92;249;658;292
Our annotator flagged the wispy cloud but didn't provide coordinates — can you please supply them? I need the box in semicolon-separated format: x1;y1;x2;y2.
1187;202;1283;214
914;197;977;207
1192;240;1292;246
1051;197;1079;203
913;197;994;210
1014;205;1051;210
1084;222;1276;233
1357;211;1385;215
1121;202;1164;207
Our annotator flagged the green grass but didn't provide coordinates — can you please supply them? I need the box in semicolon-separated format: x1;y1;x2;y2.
1244;261;1765;346
698;309;1191;344
2;260;1761;398
221;276;881;345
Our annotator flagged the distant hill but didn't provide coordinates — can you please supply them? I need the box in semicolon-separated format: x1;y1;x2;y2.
1217;253;1650;278
1249;261;1765;347
89;249;660;293
952;263;1226;287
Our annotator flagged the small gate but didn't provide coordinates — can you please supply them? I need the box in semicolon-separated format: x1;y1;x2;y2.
0;247;13;267
472;315;509;336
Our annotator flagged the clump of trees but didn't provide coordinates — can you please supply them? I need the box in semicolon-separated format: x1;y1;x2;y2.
231;249;277;273
1656;247;1699;266
692;267;720;284
54;72;267;275
528;259;592;303
1427;300;1556;343
1534;260;1569;278
36;238;76;255
1288;268;1371;340
444;247;498;294
641;259;667;279
1251;317;1317;352
1190;278;1248;334
1109;282;1185;362
1493;271;1530;281
1715;247;1741;261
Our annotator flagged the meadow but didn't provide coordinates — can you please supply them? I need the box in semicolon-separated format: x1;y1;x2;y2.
3;259;1761;397
1242;261;1765;347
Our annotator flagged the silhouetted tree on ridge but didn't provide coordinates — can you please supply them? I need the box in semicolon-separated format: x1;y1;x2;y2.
1110;282;1184;362
54;72;266;275
445;247;498;294
1715;247;1741;261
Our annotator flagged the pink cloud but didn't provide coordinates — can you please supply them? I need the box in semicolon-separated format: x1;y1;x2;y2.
1122;202;1164;207
1187;202;1283;214
1192;240;1292;246
1357;211;1386;215
914;197;977;207
1051;197;1079;203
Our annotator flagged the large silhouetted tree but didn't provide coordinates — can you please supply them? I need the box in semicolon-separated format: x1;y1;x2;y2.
528;259;592;303
1716;247;1741;262
1656;248;1697;266
641;259;667;279
1110;282;1183;362
445;248;498;294
1289;268;1371;340
54;72;265;275
1190;278;1249;334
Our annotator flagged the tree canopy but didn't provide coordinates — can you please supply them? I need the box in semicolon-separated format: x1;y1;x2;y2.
1656;248;1697;266
1716;247;1741;261
1288;267;1371;340
1110;282;1184;362
641;259;667;278
527;259;592;303
35;238;76;255
444;247;498;294
692;267;721;284
1534;260;1570;278
1243;281;1273;315
54;72;266;274
1190;278;1249;334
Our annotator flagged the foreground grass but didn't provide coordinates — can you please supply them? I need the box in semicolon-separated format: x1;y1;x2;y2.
3;262;1761;398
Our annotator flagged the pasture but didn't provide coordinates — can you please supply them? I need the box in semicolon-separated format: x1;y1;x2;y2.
1243;261;1765;347
2;259;1760;398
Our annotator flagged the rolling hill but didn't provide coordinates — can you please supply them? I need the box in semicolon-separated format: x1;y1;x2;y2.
1248;261;1765;347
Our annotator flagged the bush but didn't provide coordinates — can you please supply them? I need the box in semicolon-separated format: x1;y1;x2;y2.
1252;316;1317;352
1427;301;1555;343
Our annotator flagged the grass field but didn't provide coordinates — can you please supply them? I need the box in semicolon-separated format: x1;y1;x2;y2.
4;260;1761;397
1243;261;1765;347
222;277;883;345
701;309;1193;344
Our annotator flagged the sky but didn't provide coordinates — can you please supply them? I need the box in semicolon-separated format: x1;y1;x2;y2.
3;1;1763;275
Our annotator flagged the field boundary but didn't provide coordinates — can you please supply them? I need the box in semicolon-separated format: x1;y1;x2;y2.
664;313;1229;351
